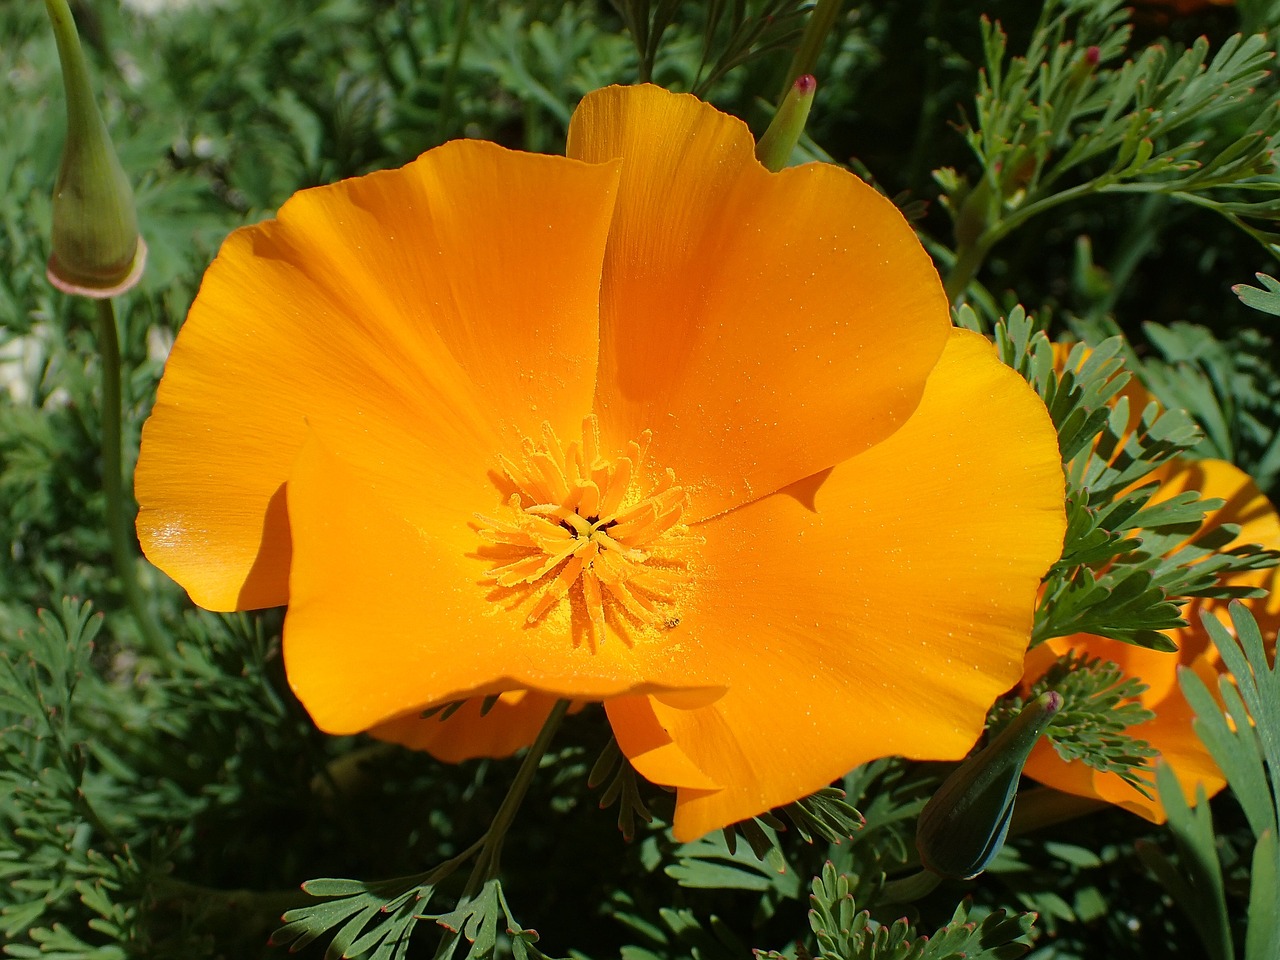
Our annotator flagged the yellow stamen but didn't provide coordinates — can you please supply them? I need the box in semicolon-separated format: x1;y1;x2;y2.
475;416;695;644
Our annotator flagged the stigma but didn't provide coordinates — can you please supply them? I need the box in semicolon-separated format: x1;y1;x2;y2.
476;416;695;643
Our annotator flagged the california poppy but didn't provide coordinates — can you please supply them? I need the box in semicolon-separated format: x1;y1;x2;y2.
136;85;1066;840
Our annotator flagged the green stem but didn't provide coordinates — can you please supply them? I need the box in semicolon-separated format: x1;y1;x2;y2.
149;875;312;920
943;163;1265;306
778;0;846;99
464;699;570;897
943;180;1102;303
942;237;992;305
434;699;571;959
396;0;423;88
96;299;166;660
438;0;473;141
879;869;941;904
1084;194;1165;326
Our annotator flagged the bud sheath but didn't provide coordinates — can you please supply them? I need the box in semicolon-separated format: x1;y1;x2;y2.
916;692;1063;880
44;0;146;298
755;74;817;173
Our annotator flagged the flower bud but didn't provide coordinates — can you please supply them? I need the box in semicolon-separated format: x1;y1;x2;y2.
44;0;146;298
916;692;1063;880
755;74;817;173
952;175;995;250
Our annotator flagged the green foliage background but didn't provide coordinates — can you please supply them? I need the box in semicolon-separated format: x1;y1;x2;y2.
1;0;1279;958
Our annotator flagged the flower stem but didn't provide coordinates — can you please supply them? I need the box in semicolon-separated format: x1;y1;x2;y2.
942;236;992;305
778;0;845;99
464;698;570;898
943;180;1103;304
438;0;473;140
95;298;166;660
434;698;571;959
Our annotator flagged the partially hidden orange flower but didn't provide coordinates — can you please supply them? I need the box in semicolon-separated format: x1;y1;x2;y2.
1134;0;1233;15
1022;354;1280;821
135;84;1066;840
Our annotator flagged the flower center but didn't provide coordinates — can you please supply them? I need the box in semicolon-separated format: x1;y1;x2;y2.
476;415;695;643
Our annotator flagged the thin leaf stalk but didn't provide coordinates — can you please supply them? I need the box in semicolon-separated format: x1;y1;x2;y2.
149;875;312;921
944;178;1130;302
434;698;572;958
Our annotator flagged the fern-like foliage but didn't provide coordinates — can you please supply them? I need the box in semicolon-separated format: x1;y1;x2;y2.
589;732;864;854
722;786;867;863
982;307;1279;650
1136;319;1280;494
1234;273;1280;318
757;863;1036;960
937;0;1280;299
1140;604;1280;960
615;903;750;960
992;653;1157;793
0;601;118;945
587;735;656;842
607;0;808;91
272;873;558;960
0;593;324;957
271;874;436;960
667;828;802;897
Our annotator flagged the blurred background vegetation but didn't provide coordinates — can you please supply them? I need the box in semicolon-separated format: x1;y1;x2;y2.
1;1;1278;958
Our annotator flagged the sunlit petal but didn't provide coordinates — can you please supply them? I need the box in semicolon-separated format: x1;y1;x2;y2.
137;141;619;610
615;330;1066;838
569;85;951;520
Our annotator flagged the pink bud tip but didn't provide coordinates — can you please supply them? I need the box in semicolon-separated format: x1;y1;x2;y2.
1086;46;1100;65
794;74;817;95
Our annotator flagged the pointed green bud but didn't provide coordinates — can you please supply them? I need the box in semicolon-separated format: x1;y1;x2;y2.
44;0;146;298
755;74;817;173
916;692;1062;880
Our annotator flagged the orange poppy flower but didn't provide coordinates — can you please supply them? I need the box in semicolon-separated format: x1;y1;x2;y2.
1021;359;1279;821
135;84;1066;840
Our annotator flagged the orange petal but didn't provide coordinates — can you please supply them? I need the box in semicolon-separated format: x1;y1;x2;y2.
614;329;1066;839
136;141;619;610
370;692;574;763
283;431;725;735
567;85;951;521
1021;455;1280;818
1021;694;1226;824
1021;630;1216;821
1034;632;1187;708
606;695;720;791
1150;458;1280;633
